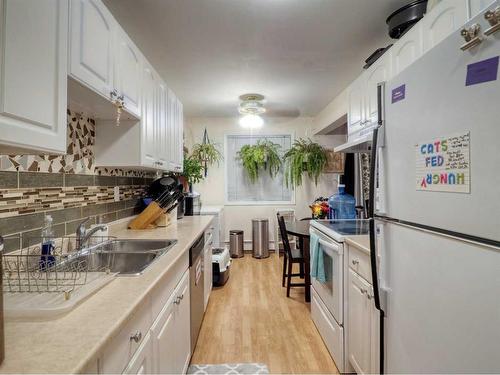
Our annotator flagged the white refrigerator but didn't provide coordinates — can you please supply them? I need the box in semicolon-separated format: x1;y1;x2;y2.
370;5;500;373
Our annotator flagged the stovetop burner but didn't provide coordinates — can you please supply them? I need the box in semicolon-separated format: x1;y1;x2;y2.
313;219;370;236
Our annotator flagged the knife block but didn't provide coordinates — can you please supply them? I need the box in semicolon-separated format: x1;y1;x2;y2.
128;201;164;230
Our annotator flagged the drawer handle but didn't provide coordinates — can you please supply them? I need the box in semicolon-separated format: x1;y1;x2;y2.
130;331;142;343
351;259;359;265
179;293;184;300
360;288;367;295
173;296;181;305
367;294;373;300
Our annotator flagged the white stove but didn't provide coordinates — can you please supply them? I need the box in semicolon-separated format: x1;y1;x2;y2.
311;219;370;242
309;219;370;373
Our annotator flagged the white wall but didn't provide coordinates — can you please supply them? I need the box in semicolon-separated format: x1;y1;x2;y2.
184;116;344;245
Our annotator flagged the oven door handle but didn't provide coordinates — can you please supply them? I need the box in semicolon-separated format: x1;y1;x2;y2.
318;239;342;256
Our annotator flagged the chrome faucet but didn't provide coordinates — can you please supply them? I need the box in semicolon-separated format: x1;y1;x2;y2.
75;217;107;250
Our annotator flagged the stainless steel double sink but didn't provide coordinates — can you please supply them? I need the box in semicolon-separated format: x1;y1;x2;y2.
67;239;177;276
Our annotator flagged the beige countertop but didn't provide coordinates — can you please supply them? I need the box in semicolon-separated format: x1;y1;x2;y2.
345;235;370;254
0;215;213;374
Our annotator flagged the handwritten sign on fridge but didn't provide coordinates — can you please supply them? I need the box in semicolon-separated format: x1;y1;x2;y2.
416;131;470;193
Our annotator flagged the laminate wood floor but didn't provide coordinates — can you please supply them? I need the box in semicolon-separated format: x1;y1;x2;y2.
191;254;339;374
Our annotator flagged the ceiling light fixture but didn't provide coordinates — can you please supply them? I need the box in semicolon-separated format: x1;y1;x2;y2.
238;93;265;128
239;114;264;129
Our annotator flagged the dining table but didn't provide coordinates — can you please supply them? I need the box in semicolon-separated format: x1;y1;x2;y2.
285;220;311;302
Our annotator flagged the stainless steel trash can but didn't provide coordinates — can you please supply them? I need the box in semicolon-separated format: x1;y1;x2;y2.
252;218;269;258
229;230;244;258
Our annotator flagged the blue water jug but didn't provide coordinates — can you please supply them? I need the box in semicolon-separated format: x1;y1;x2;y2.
328;184;356;219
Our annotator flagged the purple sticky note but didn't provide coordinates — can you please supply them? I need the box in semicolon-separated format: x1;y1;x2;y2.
466;56;499;86
391;84;406;104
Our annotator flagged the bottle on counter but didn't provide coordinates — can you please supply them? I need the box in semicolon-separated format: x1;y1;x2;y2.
39;214;55;270
328;176;356;220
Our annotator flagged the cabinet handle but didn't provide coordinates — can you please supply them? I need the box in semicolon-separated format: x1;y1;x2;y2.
179;294;184;300
173;296;181;305
351;259;359;265
130;331;142;343
367;294;373;300
360;288;367;295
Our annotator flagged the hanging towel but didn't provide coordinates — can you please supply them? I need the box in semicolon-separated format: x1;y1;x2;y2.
310;232;327;283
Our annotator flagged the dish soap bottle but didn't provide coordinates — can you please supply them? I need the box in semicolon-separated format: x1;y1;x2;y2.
328;176;356;219
39;214;55;270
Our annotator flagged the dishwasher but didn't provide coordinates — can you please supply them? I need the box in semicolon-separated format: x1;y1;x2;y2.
189;233;205;351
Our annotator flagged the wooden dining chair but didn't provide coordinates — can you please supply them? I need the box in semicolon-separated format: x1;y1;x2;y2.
277;214;306;298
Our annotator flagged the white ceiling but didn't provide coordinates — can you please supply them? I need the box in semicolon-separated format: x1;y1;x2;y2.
104;0;408;118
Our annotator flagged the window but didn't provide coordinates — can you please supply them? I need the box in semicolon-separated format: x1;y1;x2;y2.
225;134;293;204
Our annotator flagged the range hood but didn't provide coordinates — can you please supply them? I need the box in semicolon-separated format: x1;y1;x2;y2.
334;133;373;153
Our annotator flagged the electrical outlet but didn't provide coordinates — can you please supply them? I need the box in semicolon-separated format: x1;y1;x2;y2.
114;186;120;202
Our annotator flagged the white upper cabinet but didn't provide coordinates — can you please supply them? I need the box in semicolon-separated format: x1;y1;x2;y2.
468;0;496;18
142;64;158;168
364;52;391;125
157;83;169;169
391;22;423;76
347;74;365;138
167;91;184;172
81;0;184;171
115;28;142;118
69;0;115;98
422;0;468;53
0;0;68;154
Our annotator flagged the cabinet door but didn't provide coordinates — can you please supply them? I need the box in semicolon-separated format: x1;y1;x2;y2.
175;272;191;374
115;28;142;118
468;0;495;19
364;54;391;125
347;75;365;138
369;286;380;375
422;0;468;53
348;269;372;375
167;91;177;171
157;83;168;170
391;22;423;76
142;66;157;168
204;244;213;311
0;0;68;154
123;332;153;375
151;292;177;374
69;0;114;98
176;99;184;172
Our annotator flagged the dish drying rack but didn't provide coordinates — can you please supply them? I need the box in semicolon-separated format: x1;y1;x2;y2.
2;235;114;298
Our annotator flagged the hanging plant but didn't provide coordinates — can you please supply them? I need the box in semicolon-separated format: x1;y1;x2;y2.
191;128;223;177
237;140;282;183
284;138;327;187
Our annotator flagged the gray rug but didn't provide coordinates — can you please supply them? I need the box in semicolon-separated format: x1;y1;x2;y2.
187;363;269;374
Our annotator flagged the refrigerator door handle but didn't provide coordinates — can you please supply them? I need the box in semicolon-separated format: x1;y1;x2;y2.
369;82;386;374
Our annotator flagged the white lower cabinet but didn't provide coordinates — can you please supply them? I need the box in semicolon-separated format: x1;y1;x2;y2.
346;246;379;375
203;238;213;311
151;270;191;374
98;264;192;374
123;332;153;375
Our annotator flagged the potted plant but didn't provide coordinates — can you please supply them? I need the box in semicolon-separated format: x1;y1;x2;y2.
237;140;282;183
283;138;327;186
191;128;223;177
181;156;204;193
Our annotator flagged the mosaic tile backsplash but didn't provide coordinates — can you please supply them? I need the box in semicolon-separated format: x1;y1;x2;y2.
0;110;156;251
0;110;155;177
